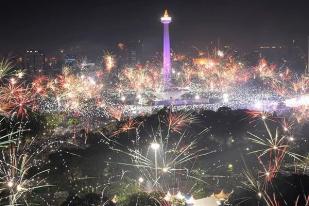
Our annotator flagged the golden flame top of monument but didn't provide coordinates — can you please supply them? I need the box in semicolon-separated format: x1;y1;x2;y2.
161;9;172;23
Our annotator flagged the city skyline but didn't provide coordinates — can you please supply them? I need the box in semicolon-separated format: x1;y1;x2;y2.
1;0;309;55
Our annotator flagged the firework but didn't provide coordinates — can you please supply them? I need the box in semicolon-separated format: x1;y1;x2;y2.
248;120;303;182
111;118;141;137
0;135;52;205
0;82;36;119
118;65;161;93
103;53;116;72
166;110;196;134
0;59;13;80
101;114;216;195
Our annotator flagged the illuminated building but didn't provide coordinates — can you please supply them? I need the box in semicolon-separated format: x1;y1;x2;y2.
24;50;45;74
64;54;77;66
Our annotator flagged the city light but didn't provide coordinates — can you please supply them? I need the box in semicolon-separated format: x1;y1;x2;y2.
7;181;13;188
150;142;160;150
138;177;144;183
162;167;169;173
0;3;308;206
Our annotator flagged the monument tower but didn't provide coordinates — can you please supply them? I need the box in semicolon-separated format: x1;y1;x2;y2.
161;10;172;89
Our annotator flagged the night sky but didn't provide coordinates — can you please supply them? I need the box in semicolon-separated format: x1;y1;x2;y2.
1;0;309;55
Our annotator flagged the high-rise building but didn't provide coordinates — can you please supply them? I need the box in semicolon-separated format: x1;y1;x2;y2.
115;42;127;69
24;50;45;74
256;41;306;74
64;54;77;66
161;10;172;89
127;40;144;66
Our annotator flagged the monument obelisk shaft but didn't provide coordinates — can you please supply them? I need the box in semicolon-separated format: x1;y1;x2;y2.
161;10;172;90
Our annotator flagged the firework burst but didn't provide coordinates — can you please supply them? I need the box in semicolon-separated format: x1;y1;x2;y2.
0;135;53;205
101;114;216;195
0;59;13;80
248;120;303;182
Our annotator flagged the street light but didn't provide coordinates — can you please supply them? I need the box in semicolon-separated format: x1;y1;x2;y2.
162;167;169;173
150;142;160;150
138;177;144;183
150;142;160;186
